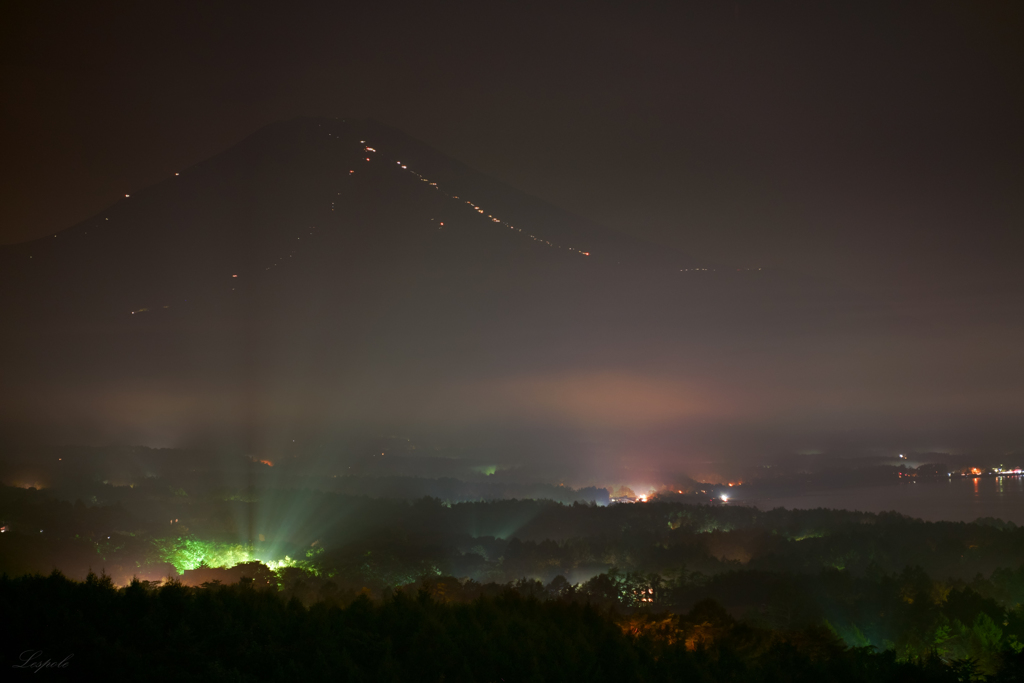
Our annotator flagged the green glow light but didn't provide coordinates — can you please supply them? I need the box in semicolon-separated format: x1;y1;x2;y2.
156;536;306;574
263;556;297;571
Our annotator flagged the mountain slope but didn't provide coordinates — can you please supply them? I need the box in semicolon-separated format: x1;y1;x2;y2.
0;118;708;321
0;118;855;453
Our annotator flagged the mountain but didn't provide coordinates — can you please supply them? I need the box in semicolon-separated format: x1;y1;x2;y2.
0;118;713;320
0;118;856;464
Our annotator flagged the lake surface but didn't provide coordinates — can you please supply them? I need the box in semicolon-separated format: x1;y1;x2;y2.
739;475;1024;525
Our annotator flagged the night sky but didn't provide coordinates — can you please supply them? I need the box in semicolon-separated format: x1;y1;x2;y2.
2;1;1023;479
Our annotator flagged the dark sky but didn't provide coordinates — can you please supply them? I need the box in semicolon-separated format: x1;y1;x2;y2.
4;0;1021;294
2;1;1023;479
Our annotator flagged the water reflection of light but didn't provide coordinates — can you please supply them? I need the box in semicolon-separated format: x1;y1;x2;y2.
973;477;980;494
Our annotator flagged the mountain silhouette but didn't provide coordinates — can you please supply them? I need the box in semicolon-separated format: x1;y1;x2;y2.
0;118;855;455
0;118;711;320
